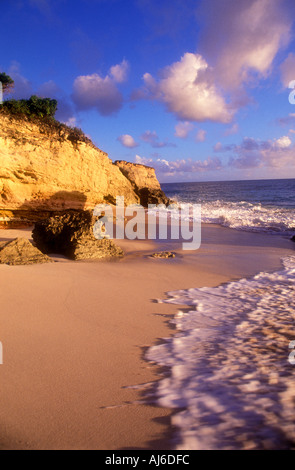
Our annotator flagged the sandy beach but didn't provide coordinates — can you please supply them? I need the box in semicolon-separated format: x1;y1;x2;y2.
0;224;294;450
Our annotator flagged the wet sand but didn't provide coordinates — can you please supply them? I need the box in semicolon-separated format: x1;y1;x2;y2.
0;224;293;450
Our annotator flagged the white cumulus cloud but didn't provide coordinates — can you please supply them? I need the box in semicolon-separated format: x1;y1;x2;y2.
72;61;129;116
110;60;130;83
199;0;292;90
135;154;223;177
195;129;207;142
142;53;233;123
275;136;292;149
174;122;194;139
280;53;295;88
117;134;138;148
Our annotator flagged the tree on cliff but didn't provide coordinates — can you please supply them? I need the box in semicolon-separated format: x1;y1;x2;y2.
0;73;14;94
2;95;58;118
26;95;58;118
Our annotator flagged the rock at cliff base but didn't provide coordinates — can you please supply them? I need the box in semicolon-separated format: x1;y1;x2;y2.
291;235;295;242
32;211;124;260
137;187;170;207
0;238;53;265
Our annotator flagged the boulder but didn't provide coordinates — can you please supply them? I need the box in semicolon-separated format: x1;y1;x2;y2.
32;211;124;260
150;251;176;259
291;235;295;242
0;238;53;265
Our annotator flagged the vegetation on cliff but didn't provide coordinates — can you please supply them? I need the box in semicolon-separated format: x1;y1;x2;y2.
2;95;58;119
0;70;93;147
0;99;93;147
0;75;169;227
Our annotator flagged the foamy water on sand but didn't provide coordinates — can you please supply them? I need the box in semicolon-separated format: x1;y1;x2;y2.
147;256;295;450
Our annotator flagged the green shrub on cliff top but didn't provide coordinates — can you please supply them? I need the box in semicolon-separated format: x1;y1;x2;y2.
0;93;93;147
0;101;94;148
2;95;58;118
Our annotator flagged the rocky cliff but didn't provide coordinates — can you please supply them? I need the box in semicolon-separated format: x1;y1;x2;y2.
114;160;170;206
0;112;168;227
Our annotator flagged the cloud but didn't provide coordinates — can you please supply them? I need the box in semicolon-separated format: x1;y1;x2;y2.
135;154;223;176
224;123;239;136
72;63;127;116
135;133;294;178
214;142;236;153
37;79;77;125
174;122;194;139
198;0;292;90
2;62;77;126
277;113;295;126
216;136;292;155
38;80;61;97
220;136;295;169
280;53;295;88
140;130;176;148
117;134;138;148
55;98;77;125
7;62;33;99
110;60;129;83
140;53;233;123
63;116;77;128
276;136;292;148
134;1;292;124
195;129;207;142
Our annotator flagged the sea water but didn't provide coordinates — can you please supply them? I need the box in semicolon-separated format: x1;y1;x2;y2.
162;179;295;235
147;179;295;450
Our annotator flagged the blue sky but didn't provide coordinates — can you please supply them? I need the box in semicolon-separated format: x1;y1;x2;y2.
1;0;295;182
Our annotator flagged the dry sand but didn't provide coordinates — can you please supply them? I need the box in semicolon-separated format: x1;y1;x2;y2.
0;225;294;450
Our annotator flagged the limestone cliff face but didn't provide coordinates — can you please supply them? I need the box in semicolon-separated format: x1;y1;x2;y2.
114;161;161;191
0;114;168;226
114;160;170;206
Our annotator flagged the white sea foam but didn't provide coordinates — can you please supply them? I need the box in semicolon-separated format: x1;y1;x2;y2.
201;200;295;235
153;200;295;235
147;256;295;450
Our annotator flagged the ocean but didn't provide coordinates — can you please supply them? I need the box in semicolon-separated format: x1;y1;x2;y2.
162;178;295;235
147;179;295;450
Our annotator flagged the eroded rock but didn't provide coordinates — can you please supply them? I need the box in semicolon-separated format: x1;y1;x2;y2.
150;251;176;259
0;238;53;265
114;161;171;206
32;211;124;260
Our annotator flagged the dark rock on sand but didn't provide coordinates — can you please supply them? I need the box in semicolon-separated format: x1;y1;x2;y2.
0;238;53;265
32;210;124;260
291;235;295;242
150;251;176;259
